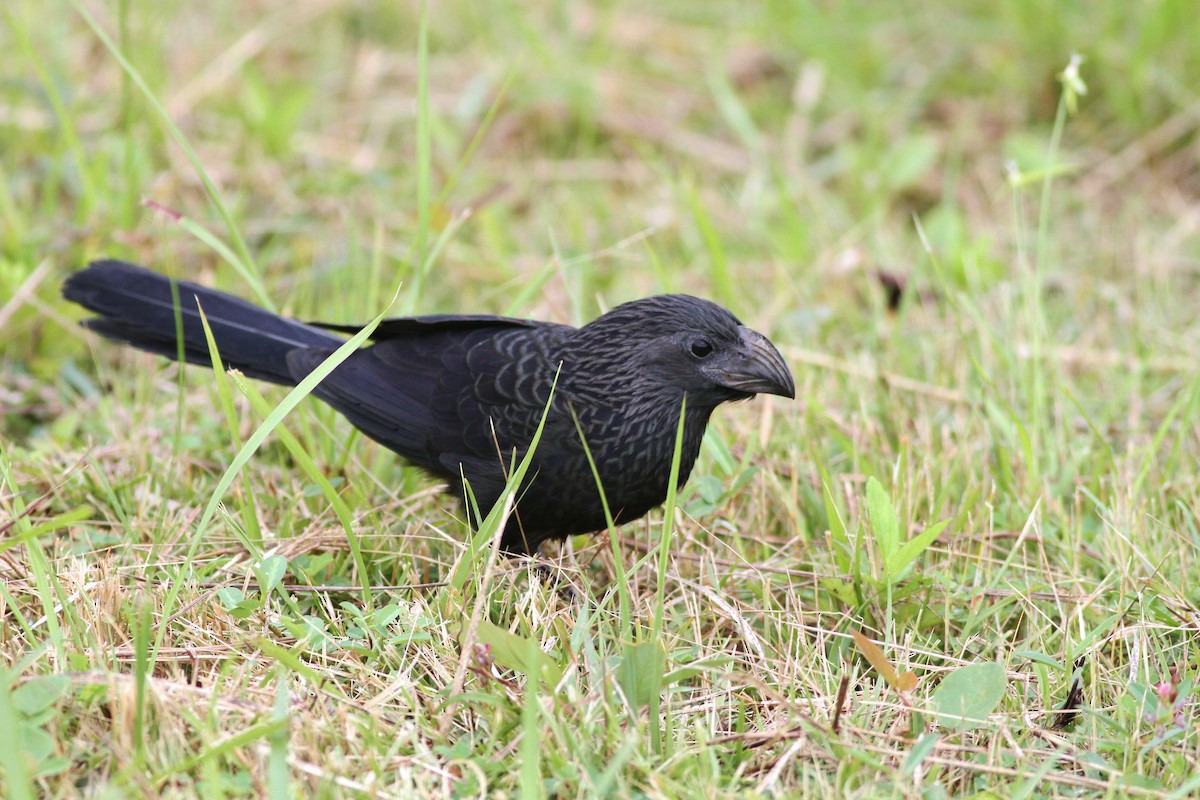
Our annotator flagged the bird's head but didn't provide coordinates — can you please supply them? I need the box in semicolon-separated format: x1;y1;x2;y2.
571;294;795;406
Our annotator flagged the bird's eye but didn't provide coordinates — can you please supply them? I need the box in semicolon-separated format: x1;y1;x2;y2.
690;338;714;358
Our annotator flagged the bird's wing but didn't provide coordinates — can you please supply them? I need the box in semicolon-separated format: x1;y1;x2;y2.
308;314;542;341
284;322;579;500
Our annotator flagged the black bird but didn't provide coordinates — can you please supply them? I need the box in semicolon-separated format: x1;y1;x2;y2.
63;260;795;554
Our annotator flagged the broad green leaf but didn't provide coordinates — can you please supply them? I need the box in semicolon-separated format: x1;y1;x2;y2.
820;577;858;608
256;554;288;593
931;662;1006;731
619;640;666;709
463;621;563;689
18;725;54;764
821;473;851;573
886;519;948;580
867;477;900;562
216;587;245;610
12;676;70;716
216;588;257;620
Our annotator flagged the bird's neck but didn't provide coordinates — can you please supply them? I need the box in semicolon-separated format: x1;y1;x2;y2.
604;394;715;487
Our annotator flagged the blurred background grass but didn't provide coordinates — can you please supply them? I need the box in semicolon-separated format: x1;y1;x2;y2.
3;0;1200;797
4;1;1196;326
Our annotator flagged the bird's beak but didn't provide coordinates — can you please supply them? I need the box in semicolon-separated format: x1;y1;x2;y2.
711;326;796;399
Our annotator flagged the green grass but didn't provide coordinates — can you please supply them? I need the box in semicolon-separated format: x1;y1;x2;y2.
4;0;1200;796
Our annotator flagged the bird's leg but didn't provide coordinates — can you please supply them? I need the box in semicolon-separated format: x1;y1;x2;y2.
530;552;579;601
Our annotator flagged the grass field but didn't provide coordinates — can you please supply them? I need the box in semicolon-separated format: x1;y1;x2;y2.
4;1;1200;797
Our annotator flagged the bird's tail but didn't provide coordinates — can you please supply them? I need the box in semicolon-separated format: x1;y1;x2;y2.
62;259;342;386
